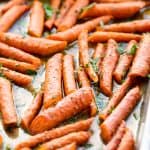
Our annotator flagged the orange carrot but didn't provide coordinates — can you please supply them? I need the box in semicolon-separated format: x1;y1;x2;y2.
79;2;146;19
98;20;150;33
57;0;89;31
0;41;41;67
47;16;113;43
63;54;77;95
44;53;63;109
113;40;137;84
30;87;93;134
129;34;150;78
15;118;93;149
88;32;141;43
0;57;37;73
56;142;77;150
0;32;67;56
0;5;29;32
28;0;45;37
78;30;98;82
55;0;75;27
21;92;43;131
0;67;32;86
0;77;18;127
38;131;90;150
96;0;138;2
0;134;2;147
100;39;119;97
100;86;141;143
45;0;61;29
19;148;31;150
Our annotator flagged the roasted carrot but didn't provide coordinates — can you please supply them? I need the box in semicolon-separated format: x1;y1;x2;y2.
79;2;146;19
44;53;63;109
105;121;126;150
100;86;141;143
100;39;119;97
0;134;2;147
0;5;29;32
45;0;61;29
0;0;25;15
57;0;89;31
15;118;93;149
38;131;90;150
0;57;37;73
0;32;67;56
0;67;32;86
28;0;45;37
88;32;141;43
96;0;138;2
19;148;31;150
30;87;93;134
113;40;137;84
117;128;135;150
78;30;98;82
47;16;113;43
0;77;17;127
99;77;132;120
63;54;77;95
129;34;150;78
55;0;75;27
21;92;43;131
56;142;77;150
0;42;41;67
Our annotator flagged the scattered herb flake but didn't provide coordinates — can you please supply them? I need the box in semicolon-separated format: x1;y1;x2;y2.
26;69;37;75
117;43;125;54
81;3;96;13
109;106;115;114
5;144;11;150
127;44;138;55
89;58;99;73
84;143;93;148
148;74;150;78
44;4;53;19
133;113;138;120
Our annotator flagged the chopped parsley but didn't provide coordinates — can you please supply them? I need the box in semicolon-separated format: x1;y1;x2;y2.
148;74;150;79
117;43;125;54
84;143;93;148
89;58;99;73
80;3;96;13
127;44;138;55
44;3;53;19
133;113;138;120
26;69;37;75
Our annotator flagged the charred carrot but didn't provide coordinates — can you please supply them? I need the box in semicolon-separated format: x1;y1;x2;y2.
28;0;45;37
98;20;150;33
105;121;126;150
129;34;150;78
63;54;77;95
57;0;89;31
99;77;132;120
100;86;141;143
0;57;37;73
79;2;146;19
0;77;17;127
0;32;67;56
88;32;141;43
0;67;32;86
79;30;98;82
100;39;119;97
47;16;113;43
30;87;93;134
15;118;93;149
45;0;61;29
55;0;75;27
0;5;29;32
117;128;135;150
113;40;137;83
44;53;63;109
56;142;77;150
21;92;43;131
38;131;90;150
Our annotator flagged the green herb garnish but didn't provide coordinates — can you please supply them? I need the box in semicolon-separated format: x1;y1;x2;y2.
81;3;96;13
26;69;37;75
89;58;99;73
133;113;138;120
84;143;93;148
109;106;115;114
5;144;11;150
148;74;150;78
127;44;138;55
117;43;125;54
44;4;53;19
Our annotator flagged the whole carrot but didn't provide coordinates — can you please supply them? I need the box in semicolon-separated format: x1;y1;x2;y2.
55;0;75;27
88;32;141;43
0;42;41;67
0;5;29;32
45;0;61;29
57;0;89;31
56;142;76;150
15;118;93;149
47;16;113;43
0;77;18;127
98;20;150;33
0;134;2;147
0;32;67;56
100;39;119;97
28;0;45;37
44;53;63;109
96;0;138;2
30;87;93;134
63;54;77;95
19;148;31;150
79;1;146;19
100;86;141;143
